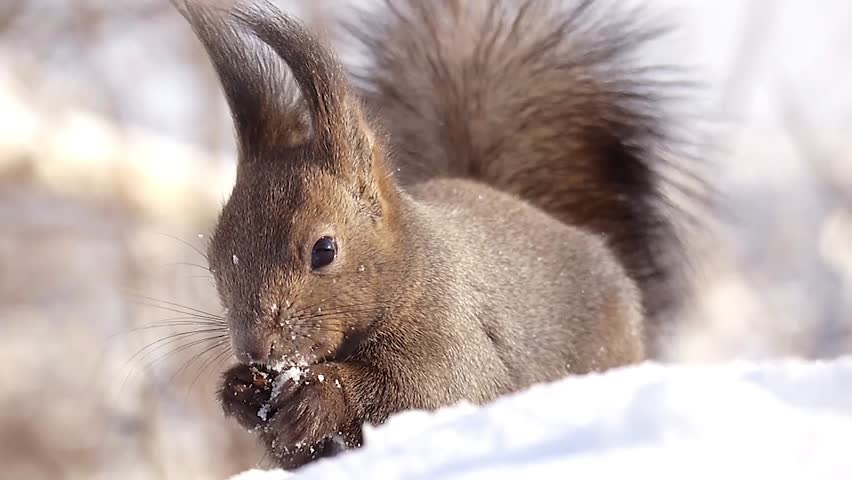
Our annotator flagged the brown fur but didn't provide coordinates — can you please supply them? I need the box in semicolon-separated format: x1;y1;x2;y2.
176;0;692;470
348;0;694;345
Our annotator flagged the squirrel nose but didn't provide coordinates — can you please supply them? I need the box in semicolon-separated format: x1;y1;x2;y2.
232;335;272;364
232;333;288;364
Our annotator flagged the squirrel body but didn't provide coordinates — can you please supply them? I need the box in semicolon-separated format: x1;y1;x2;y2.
176;0;692;470
363;176;645;407
404;177;646;383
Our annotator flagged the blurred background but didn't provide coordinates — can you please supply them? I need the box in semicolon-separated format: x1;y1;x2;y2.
0;0;849;478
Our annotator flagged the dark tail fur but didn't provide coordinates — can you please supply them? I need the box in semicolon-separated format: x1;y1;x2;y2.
346;0;698;348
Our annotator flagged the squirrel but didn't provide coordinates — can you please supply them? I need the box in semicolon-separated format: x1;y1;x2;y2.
175;0;696;470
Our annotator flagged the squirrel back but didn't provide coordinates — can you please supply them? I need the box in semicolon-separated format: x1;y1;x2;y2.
347;0;693;352
176;0;697;469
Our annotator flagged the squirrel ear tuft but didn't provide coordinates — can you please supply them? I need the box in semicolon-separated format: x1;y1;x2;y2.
178;1;312;158
179;0;365;164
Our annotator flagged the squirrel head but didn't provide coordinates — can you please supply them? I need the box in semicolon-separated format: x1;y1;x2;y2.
181;1;401;366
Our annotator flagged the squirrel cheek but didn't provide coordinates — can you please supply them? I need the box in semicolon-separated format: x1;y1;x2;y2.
287;325;347;363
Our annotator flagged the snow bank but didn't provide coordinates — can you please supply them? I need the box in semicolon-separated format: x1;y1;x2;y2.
231;358;852;480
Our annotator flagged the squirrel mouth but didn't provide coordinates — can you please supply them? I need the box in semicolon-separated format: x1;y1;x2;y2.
264;355;324;372
249;342;331;372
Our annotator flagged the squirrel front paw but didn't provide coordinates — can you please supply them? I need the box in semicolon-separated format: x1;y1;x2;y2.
219;363;280;432
259;364;357;469
220;362;358;469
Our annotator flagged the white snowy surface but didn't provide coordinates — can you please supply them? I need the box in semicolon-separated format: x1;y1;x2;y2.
231;358;852;480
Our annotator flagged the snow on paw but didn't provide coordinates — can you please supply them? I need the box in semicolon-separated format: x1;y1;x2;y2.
219;363;280;432
261;364;352;469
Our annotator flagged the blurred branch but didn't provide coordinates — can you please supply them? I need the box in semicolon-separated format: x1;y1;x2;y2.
0;101;234;227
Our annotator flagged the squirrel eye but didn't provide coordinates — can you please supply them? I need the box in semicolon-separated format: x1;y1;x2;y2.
311;236;337;270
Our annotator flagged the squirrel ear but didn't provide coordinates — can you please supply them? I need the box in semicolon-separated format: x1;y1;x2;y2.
179;0;365;165
178;1;311;158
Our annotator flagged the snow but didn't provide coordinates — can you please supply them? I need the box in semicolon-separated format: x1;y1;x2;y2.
259;366;308;421
257;404;272;422
231;358;852;480
231;470;293;480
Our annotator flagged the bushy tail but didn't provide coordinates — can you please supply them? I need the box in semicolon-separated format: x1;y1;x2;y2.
345;0;701;349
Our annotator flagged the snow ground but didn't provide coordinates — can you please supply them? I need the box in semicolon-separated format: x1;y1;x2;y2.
231;358;852;480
